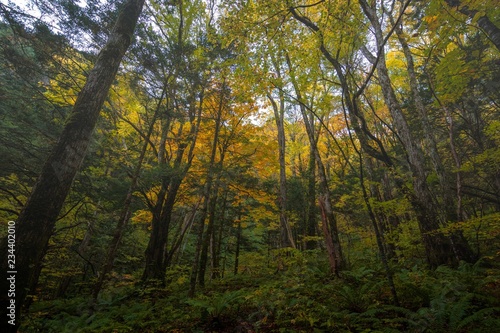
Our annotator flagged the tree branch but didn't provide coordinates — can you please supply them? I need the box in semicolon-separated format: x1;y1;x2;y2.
0;186;25;207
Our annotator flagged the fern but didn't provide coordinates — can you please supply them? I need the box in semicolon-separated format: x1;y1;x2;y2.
456;307;500;331
448;293;473;330
186;289;244;320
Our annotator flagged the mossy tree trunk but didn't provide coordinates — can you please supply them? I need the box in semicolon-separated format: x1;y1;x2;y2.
0;0;145;330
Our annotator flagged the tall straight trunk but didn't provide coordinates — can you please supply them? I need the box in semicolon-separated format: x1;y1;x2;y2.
189;84;225;295
308;129;343;274
285;55;343;272
189;196;208;297
359;0;461;267
267;92;296;249
212;190;228;279
198;179;220;287
394;24;450;211
348;122;399;305
234;215;242;275
445;107;466;220
394;21;474;262
364;158;397;260
318;198;338;275
379;169;400;259
306;145;317;250
359;155;400;305
0;1;144;330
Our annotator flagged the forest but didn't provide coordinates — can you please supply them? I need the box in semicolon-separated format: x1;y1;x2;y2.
0;0;499;332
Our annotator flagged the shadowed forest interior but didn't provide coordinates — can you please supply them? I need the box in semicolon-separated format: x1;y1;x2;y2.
0;0;499;332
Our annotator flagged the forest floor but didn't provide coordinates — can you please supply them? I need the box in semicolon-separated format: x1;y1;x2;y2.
21;251;500;332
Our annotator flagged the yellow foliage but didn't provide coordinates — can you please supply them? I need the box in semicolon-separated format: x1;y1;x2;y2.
131;210;153;225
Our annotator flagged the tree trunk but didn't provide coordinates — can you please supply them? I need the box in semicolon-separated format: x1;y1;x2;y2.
289;6;393;168
141;116;172;283
394;21;474;262
359;0;460;267
142;176;184;283
189;202;206;297
358;155;400;306
198;179;220;287
189;84;225;295
143;91;203;283
380;169;400;260
164;201;200;267
0;1;144;330
285;54;343;271
267;91;296;249
306;145;318;250
212;190;228;279
445;0;500;52
394;23;450;213
318;197;339;275
234;216;242;275
93;90;164;299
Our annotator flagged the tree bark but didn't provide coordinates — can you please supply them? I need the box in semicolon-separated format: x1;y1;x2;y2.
0;0;144;330
445;0;500;52
267;91;296;249
142;95;202;283
189;84;225;295
359;0;463;267
358;154;400;306
198;179;221;287
306;145;318;250
234;216;242;276
318;197;339;275
212;189;228;279
142;176;184;283
285;55;343;272
393;20;474;262
164;201;200;268
92;88;165;300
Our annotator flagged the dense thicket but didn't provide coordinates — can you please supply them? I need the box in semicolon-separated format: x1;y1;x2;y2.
1;0;499;332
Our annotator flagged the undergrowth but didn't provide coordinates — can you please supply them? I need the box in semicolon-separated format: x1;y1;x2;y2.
22;254;500;332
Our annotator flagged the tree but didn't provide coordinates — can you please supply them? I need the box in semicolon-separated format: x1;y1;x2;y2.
140;0;219;283
359;0;466;267
0;0;145;329
285;53;343;273
267;85;297;250
190;79;227;294
444;0;500;52
1;0;499;330
92;85;166;300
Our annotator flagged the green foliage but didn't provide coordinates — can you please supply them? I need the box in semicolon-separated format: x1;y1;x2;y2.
186;289;245;323
4;0;500;332
22;251;500;332
25;286;192;332
394;261;500;332
336;267;386;313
